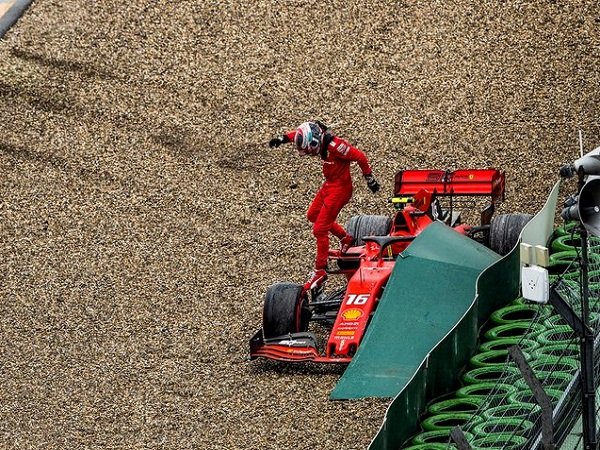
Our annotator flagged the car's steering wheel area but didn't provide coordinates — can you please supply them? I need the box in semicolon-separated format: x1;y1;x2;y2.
362;235;416;258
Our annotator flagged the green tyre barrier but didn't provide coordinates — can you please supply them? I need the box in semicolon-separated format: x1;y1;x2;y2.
472;417;534;438
403;444;456;450
427;397;483;415
550;250;600;265
532;343;580;360
552;234;581;252
478;337;538;353
470;434;528;450
482;402;541;420
549;250;578;262
461;366;520;385
515;370;573;391
509;388;564;406
483;322;546;341
510;296;527;305
469;349;530;368
411;429;474;445
456;383;517;406
529;355;580;375
543;314;568;327
593;273;600;286
552;234;600;252
421;413;482;432
536;325;576;346
543;302;600;321
563;270;600;284
548;258;578;276
553;221;579;238
490;303;550;325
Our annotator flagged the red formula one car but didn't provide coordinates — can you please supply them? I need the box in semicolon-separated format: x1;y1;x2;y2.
249;168;531;363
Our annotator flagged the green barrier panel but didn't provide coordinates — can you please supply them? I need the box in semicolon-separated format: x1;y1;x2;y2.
368;247;517;449
369;182;561;449
331;222;500;401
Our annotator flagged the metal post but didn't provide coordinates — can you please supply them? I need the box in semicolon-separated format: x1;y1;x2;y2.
579;226;597;449
508;345;555;449
450;426;472;450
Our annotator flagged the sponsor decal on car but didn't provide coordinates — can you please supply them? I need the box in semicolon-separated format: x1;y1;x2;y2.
336;330;355;337
341;308;363;321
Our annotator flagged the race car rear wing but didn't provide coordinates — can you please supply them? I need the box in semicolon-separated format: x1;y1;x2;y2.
393;169;505;204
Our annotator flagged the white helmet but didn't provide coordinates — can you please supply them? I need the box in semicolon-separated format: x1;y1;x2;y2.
294;122;323;156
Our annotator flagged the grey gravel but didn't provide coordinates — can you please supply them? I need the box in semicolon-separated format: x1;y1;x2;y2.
0;1;599;449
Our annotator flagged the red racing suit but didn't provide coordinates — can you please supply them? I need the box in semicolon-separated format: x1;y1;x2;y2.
285;130;373;270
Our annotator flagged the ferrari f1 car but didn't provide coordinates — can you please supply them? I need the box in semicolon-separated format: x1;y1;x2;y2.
249;168;532;363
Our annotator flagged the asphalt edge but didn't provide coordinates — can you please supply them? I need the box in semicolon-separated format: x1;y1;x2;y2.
0;0;34;39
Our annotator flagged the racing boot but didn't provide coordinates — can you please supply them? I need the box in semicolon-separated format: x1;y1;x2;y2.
340;234;354;254
304;269;327;291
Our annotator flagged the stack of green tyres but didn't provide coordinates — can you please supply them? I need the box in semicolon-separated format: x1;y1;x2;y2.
403;222;600;450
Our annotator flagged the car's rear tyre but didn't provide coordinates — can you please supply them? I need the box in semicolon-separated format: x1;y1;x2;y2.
345;215;392;246
489;213;533;256
338;215;392;271
262;282;309;339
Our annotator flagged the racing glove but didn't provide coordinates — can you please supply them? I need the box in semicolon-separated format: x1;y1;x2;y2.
269;136;286;148
365;173;380;193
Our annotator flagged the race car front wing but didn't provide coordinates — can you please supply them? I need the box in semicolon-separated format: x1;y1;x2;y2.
249;330;352;363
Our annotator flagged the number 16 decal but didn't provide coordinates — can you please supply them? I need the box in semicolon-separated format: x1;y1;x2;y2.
346;294;370;305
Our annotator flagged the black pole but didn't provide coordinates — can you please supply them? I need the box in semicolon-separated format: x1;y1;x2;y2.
579;225;597;449
508;345;555;449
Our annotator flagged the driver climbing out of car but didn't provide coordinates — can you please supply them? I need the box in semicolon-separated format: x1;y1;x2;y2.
269;120;380;290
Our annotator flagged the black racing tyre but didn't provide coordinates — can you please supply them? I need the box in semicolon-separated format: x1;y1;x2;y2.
482;402;541;421
421;412;482;431
411;429;474;445
470;434;527;450
488;213;533;256
461;366;520;385
339;215;392;270
472;417;534;438
345;215;392;246
489;304;550;325
262;282;309;339
478;337;538;354
427;397;483;415
483;322;546;341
